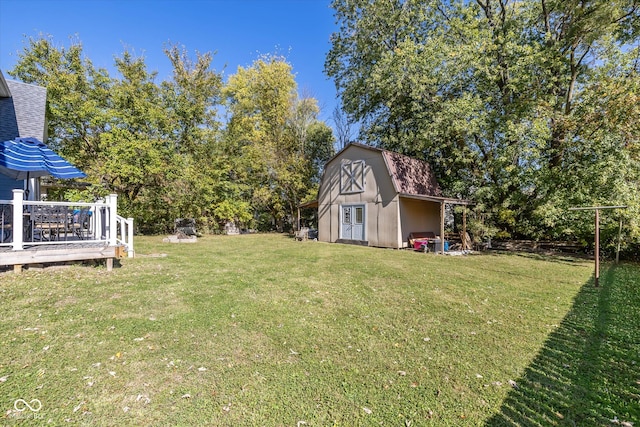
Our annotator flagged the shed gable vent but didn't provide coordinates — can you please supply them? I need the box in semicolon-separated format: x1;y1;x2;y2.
340;160;365;194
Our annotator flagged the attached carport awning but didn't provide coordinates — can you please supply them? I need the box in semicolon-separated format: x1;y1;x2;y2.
399;193;474;254
398;193;473;206
298;200;318;209
297;200;319;230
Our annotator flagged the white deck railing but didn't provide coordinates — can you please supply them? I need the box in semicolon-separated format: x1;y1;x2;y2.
116;214;135;258
0;189;134;257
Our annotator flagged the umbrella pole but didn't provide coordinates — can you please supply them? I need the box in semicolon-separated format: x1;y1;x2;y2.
25;172;30;200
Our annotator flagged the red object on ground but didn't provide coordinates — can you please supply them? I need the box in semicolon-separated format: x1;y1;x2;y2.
413;239;430;250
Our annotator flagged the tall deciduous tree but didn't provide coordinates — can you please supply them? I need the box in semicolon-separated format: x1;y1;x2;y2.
332;105;354;150
9;36;111;170
94;50;168;225
158;45;225;229
10;38;228;231
326;0;640;246
10;35;334;234
224;56;334;230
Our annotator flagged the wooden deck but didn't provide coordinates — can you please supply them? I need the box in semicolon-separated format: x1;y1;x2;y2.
1;191;134;272
0;243;123;272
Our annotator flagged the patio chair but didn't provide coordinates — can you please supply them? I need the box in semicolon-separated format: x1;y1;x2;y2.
295;227;309;241
70;208;92;239
1;204;12;243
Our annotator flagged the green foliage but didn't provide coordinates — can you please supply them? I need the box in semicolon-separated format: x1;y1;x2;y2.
223;56;334;230
213;199;252;225
305;121;336;183
9;36;333;233
9;36;111;167
326;0;640;247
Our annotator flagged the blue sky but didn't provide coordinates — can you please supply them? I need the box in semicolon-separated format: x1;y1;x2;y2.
0;0;339;123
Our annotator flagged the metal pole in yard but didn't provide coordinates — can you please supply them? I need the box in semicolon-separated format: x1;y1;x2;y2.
568;205;627;287
595;208;600;287
462;206;467;249
616;217;622;265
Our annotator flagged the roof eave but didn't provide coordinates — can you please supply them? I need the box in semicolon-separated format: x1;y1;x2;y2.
0;71;11;98
298;200;318;209
399;193;474;205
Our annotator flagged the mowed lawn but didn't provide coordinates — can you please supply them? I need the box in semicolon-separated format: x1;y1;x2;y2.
1;234;638;426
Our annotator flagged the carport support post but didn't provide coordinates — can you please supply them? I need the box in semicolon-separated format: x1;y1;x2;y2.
462;206;467;249
594;208;599;287
440;201;445;255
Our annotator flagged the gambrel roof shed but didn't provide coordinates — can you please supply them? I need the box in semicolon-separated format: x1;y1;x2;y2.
316;143;469;250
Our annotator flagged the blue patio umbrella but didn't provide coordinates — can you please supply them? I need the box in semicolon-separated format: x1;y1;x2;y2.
0;137;86;196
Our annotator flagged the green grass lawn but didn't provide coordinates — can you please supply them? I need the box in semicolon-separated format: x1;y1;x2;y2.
1;235;638;426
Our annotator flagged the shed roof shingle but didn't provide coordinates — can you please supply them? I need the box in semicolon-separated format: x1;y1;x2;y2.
382;150;442;197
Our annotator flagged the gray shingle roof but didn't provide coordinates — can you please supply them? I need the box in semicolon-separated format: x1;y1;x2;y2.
0;71;47;142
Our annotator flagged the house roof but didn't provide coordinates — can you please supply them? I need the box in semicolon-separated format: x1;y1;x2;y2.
0;70;47;142
0;71;11;98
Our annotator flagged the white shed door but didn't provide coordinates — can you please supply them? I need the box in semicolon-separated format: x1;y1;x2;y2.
341;205;365;241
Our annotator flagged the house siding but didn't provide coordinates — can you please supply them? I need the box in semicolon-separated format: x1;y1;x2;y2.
0;174;20;201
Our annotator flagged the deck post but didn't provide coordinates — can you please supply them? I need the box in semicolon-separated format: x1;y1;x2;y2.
11;190;24;251
108;194;118;247
94;198;104;240
127;217;134;257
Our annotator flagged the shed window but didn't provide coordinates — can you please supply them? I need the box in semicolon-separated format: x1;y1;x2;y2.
340;160;365;194
355;206;363;224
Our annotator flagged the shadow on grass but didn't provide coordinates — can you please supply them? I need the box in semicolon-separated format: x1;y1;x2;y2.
485;249;591;267
486;263;640;426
